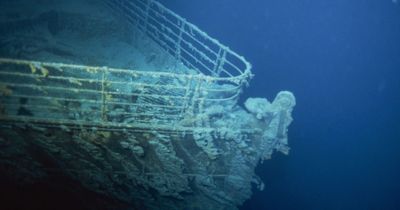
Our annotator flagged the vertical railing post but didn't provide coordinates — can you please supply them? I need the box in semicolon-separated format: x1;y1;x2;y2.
101;68;108;122
175;20;185;61
213;47;227;77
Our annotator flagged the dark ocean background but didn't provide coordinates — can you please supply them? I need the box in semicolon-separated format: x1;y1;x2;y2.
159;0;400;209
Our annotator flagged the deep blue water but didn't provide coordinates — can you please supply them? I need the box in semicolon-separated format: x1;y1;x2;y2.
160;0;400;209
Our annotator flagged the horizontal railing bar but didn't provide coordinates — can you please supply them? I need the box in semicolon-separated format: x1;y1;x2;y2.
0;57;245;83
1;80;239;104
0;82;187;101
0;71;191;91
3;93;184;109
2;102;181;114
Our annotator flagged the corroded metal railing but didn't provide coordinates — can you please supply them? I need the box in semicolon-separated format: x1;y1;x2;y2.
0;0;253;133
104;0;252;80
0;58;255;133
